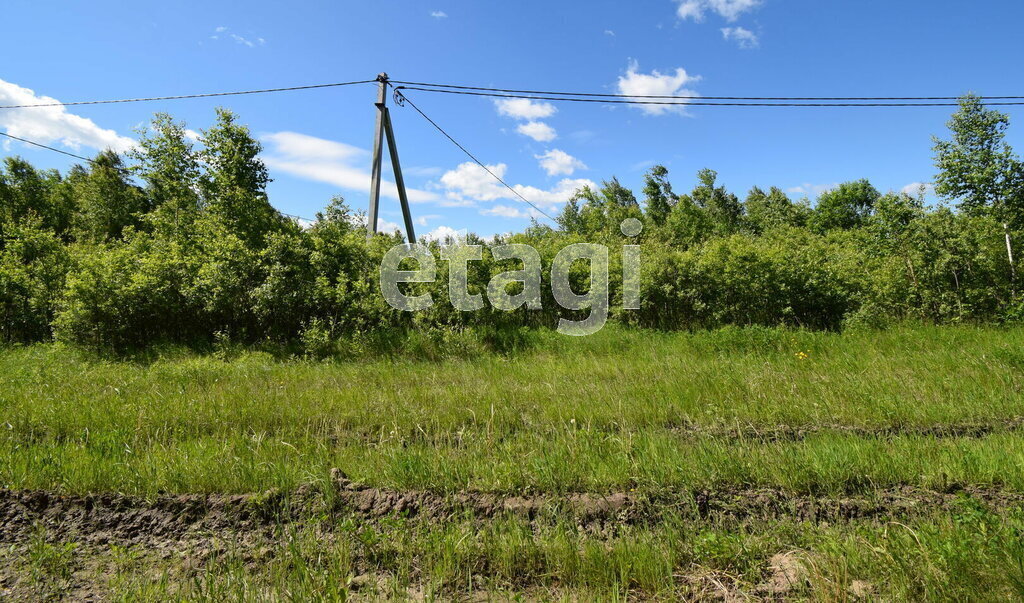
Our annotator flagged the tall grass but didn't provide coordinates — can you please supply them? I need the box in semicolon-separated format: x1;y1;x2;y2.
1;324;1022;495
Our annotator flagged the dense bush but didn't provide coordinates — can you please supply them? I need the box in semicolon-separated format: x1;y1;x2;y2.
1;96;1022;353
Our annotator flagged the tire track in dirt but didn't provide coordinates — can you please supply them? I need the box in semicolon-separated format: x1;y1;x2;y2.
3;470;1024;547
327;416;1024;447
669;415;1024;442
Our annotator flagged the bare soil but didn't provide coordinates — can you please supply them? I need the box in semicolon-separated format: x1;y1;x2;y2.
2;470;1022;548
1;474;1016;600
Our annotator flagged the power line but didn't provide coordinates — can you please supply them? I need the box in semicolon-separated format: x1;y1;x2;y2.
0;80;377;110
391;80;1024;102
3;75;1019;110
0;131;316;223
393;89;557;223
393;85;1024;107
0;131;101;164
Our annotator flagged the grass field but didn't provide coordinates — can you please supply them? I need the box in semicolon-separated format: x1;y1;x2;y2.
3;324;1024;600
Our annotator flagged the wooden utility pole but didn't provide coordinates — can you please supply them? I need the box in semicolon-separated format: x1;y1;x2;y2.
367;73;416;242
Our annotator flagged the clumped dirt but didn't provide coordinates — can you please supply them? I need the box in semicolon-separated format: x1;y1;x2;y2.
1;476;1020;600
2;471;1023;549
754;552;809;596
671;416;1024;443
337;417;1024;448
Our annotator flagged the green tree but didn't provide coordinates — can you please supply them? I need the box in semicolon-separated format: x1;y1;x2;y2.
642;165;674;226
0;216;70;342
663;194;714;248
556;195;585;234
131;113;200;236
934;93;1024;280
744;186;807;233
601;177;639;209
691;168;742;234
198;108;283;248
72;151;147;243
809;179;880;233
934;94;1024;226
0;157;74;238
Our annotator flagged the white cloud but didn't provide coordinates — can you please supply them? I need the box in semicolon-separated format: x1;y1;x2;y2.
516;121;557;142
901;182;935;197
415;214;442;226
261;131;439;203
536;149;587;176
439;162;594;211
405;165;443;177
494;98;557;120
675;0;761;22
440;162;509;203
210;27;264;47
511;178;596;210
0;78;135;153
481;204;541;219
436;196;478;208
230;33;255;47
629;159;657;172
787;182;838;197
615;60;701;116
425;225;465;243
430;10;448;18
376;218;402;234
604;29;616;36
184;128;201;142
721;26;759;48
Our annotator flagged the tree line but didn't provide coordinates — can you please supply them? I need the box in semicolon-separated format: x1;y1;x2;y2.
1;96;1022;355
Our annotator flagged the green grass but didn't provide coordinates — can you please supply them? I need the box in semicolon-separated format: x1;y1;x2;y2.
2;324;1023;495
3;323;1024;599
39;507;1024;601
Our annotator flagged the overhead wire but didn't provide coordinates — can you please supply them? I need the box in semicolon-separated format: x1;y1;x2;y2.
5;74;1024;228
392;87;557;223
392;85;1024;107
0;80;377;110
390;80;1024;102
1;131;105;164
0;132;316;223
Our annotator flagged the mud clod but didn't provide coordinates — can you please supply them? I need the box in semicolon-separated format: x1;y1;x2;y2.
2;480;1023;552
755;552;809;596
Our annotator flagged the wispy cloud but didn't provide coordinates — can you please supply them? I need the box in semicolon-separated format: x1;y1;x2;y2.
415;214;443;226
440;162;594;211
0;78;135;153
721;26;759;48
210;26;265;47
430;10;448;18
481;204;543;219
261;131;438;203
787;182;838;197
901;182;935;197
377;218;402;234
675;0;761;22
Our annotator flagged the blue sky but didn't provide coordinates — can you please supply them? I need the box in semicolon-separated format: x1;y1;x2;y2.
2;0;1023;238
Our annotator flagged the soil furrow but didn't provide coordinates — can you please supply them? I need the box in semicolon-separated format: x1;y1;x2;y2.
3;471;1023;548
